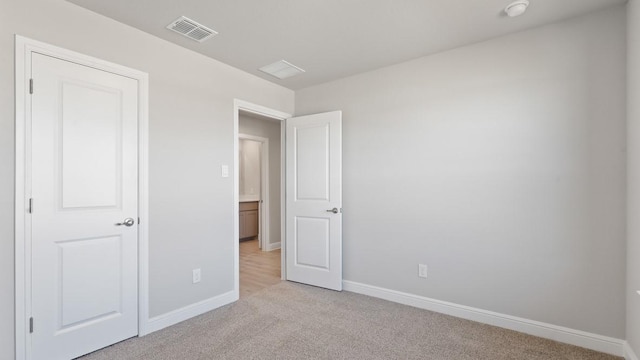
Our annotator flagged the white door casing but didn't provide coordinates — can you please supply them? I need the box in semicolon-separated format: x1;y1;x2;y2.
286;111;343;291
30;52;139;359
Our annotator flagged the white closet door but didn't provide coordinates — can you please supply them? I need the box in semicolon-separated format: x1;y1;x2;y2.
30;53;139;360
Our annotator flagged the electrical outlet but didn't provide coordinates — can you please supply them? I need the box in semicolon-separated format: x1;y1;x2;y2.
418;264;428;278
193;268;201;284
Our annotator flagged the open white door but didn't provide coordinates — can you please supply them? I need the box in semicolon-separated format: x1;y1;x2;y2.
286;111;342;291
30;53;139;359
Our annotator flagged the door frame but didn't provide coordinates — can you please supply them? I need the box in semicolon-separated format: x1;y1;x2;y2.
14;35;150;360
238;134;270;250
233;100;290;294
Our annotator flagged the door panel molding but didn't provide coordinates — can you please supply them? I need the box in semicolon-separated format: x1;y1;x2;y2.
14;35;149;360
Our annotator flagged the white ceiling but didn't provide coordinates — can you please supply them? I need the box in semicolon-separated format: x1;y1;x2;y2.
67;0;626;90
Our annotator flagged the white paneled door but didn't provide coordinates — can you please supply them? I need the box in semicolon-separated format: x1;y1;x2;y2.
286;111;342;291
30;53;139;360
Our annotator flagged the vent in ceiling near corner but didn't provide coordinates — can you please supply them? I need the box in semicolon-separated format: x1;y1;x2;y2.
166;16;218;42
259;60;306;80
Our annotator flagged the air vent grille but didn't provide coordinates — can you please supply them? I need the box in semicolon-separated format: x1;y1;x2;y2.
167;16;217;42
189;27;214;41
259;60;306;80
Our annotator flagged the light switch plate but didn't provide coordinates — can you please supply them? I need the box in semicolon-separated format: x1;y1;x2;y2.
221;165;229;178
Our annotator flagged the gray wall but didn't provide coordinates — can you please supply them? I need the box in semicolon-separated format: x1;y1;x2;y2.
0;1;293;358
239;114;282;248
296;6;627;338
628;0;640;354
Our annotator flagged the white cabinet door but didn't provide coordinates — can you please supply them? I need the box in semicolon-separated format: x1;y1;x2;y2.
286;111;342;291
30;53;139;360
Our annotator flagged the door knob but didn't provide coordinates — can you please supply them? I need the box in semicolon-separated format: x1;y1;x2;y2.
326;208;339;214
116;218;135;227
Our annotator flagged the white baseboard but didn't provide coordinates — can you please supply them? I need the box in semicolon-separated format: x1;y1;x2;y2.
265;242;281;251
343;280;624;357
626;341;640;360
141;290;238;335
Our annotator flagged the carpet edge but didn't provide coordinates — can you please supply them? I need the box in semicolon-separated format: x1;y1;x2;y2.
142;290;238;335
343;280;624;357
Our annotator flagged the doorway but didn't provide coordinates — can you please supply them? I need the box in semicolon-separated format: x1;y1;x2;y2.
238;111;284;297
238;135;267;247
233;100;344;298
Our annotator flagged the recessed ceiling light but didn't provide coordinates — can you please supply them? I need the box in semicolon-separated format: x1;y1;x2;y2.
166;16;218;42
259;60;306;80
505;0;530;17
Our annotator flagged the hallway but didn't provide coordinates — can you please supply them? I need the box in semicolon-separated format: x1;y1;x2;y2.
239;239;281;297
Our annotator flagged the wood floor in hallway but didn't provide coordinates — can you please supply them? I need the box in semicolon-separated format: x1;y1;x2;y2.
239;239;281;298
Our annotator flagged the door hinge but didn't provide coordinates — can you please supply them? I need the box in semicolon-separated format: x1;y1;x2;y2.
138;217;140;225
29;79;33;94
28;198;33;214
29;317;33;333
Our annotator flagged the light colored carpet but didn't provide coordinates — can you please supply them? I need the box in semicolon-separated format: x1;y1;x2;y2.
80;282;620;360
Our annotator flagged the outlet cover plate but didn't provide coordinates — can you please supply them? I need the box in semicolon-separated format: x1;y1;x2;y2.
418;264;428;278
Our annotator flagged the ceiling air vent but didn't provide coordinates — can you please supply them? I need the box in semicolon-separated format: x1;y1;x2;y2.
259;60;306;80
166;16;218;42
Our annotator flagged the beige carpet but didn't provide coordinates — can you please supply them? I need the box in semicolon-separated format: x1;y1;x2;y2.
80;282;620;360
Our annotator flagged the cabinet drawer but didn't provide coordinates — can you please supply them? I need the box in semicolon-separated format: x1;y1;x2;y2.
239;201;259;240
240;201;259;211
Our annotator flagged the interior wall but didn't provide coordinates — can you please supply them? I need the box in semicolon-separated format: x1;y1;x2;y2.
239;139;262;201
239;114;282;248
0;1;294;358
628;0;640;354
296;5;627;338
